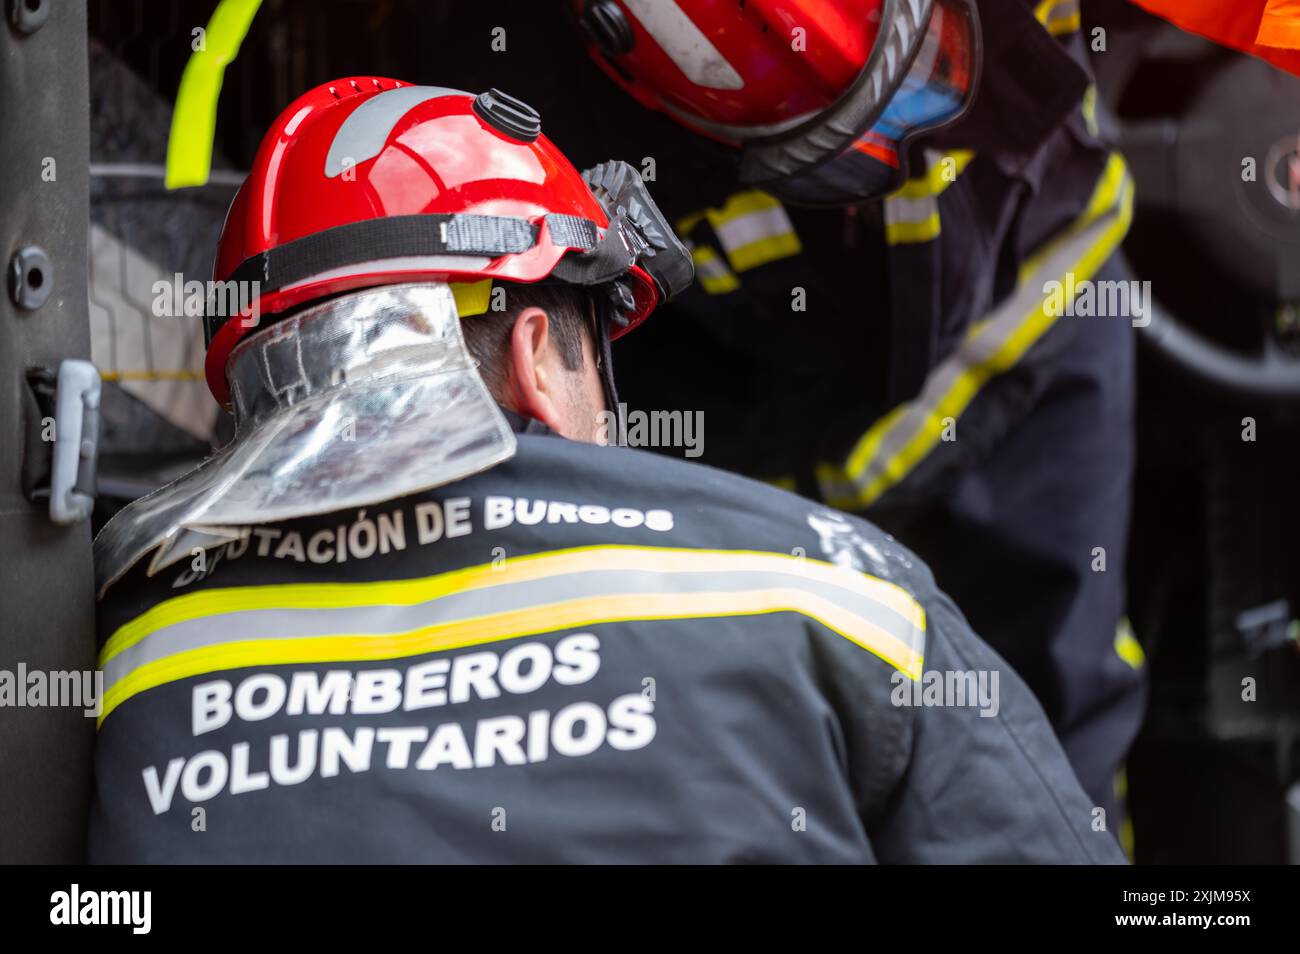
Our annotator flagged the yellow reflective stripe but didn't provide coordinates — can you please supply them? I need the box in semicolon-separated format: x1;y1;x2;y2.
1019;152;1129;281
98;546;927;725
99;370;206;382
820;154;1134;509
834;406;909;489
164;0;263;189
1035;0;1081;36
699;273;740;294
885;211;943;245
709;192;800;271
676;210;707;236
709;189;783;221
677;190;801;274
1114;617;1145;670
101;543;925;665
834;155;1133;505
1113;766;1136;859
883;150;975;245
891;149;975;201
100;582;924;726
451;279;493;317
689;243;740;294
725;230;802;273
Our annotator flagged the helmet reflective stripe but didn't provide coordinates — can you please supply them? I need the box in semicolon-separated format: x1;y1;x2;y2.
622;0;744;90
324;85;468;178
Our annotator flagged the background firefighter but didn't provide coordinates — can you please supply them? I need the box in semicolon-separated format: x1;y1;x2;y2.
563;0;1144;823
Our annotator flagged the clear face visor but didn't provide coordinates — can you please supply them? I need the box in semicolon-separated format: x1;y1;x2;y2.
765;0;978;206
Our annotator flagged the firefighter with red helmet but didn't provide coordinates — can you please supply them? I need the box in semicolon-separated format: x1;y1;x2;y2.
571;0;1145;826
89;77;1119;863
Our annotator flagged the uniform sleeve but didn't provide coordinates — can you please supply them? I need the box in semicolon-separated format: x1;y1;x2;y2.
864;591;1126;864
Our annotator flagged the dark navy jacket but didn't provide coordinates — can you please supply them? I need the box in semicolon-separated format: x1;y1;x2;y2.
91;427;1123;864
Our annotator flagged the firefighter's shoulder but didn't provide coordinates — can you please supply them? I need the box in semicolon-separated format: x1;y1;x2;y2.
513;433;930;678
519;431;929;578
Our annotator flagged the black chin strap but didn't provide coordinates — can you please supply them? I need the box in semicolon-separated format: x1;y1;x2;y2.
594;301;620;415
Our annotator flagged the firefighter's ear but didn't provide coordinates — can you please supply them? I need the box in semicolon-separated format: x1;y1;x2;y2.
508;306;565;432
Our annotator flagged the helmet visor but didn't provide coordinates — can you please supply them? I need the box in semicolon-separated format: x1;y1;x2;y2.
764;0;978;206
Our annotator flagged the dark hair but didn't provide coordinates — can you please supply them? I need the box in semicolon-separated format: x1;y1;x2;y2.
460;283;592;394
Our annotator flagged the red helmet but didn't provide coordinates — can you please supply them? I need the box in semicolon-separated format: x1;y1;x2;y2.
576;0;980;205
206;78;691;406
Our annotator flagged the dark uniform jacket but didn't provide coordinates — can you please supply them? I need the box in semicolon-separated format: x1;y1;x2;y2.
90;420;1123;864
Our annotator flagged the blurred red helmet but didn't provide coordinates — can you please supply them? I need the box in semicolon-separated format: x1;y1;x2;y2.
207;78;690;406
576;0;981;205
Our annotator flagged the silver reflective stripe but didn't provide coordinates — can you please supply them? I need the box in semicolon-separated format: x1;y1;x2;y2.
882;149;973;244
101;562;926;700
325;85;468;178
820;160;1134;506
713;204;795;257
884;193;939;228
621;0;744;90
694;253;734;283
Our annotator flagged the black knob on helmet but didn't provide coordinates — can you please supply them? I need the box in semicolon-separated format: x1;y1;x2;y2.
581;0;635;57
473;88;542;143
